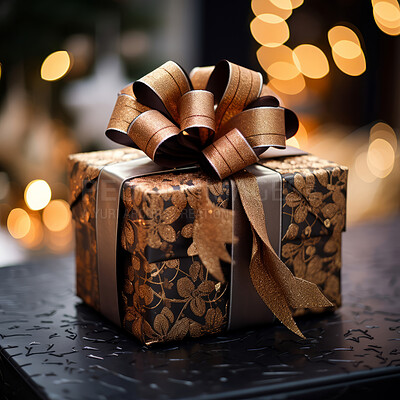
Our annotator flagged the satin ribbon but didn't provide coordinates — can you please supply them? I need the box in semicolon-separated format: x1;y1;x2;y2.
106;60;298;180
105;60;332;338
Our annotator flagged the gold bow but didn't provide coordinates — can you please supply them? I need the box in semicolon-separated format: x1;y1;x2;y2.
106;60;332;338
106;60;298;179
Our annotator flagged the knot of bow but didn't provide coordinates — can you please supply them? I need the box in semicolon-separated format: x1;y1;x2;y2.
106;60;298;179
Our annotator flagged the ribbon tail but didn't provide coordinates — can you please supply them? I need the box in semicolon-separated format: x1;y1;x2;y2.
234;170;333;339
249;229;306;339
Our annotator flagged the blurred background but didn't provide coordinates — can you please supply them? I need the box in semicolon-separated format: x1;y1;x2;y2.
0;0;399;266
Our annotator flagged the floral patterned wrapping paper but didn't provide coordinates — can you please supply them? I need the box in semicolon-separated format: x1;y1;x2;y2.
68;149;347;345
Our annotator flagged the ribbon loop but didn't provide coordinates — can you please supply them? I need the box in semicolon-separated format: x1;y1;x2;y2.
206;60;263;136
189;66;214;90
133;61;191;124
128;110;180;161
178;90;215;134
219;107;287;152
202;129;258;179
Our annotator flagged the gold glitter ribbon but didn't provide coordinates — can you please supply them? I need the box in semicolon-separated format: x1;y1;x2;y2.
234;171;333;338
105;60;332;337
106;60;298;179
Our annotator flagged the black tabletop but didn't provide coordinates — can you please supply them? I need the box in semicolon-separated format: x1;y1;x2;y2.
1;216;400;400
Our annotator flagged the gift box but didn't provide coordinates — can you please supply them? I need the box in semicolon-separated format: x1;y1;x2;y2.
68;60;348;345
68;148;347;345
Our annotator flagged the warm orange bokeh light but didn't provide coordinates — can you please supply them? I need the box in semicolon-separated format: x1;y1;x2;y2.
269;73;306;95
328;25;361;47
267;61;300;80
332;40;362;59
43;199;72;232
257;44;295;69
24;179;52;211
328;26;366;76
370;122;398;152
250;14;290;47
251;0;292;20
290;0;304;8
292;44;329;79
331;50;366;76
367;138;395;178
7;208;31;239
41;50;71;81
20;214;44;249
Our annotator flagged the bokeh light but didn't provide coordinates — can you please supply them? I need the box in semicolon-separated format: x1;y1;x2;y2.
292;44;329;79
24;179;52;211
328;25;366;76
269;73;306;95
290;0;304;8
370;122;398;151
20;214;44;249
251;0;292;20
250;14;290;47
331;50;366;76
40;50;71;81
367;138;396;178
372;0;400;36
328;25;361;46
43;199;72;232
332;40;362;59
7;208;31;239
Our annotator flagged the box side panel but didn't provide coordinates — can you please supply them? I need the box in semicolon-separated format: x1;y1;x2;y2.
119;171;231;344
280;161;347;313
261;155;348;240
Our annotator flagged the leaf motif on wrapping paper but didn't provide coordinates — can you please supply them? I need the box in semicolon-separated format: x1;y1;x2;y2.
124;279;134;295
161;206;181;224
332;190;346;208
138;284;153;305
281;242;300;258
189;320;203;337
198;280;215;295
158;224;176;242
285;223;299;240
190;186;235;282
308;192;323;208
204;307;224;331
167;317;189;341
121;220;135;248
306;255;327;285
177;277;195;298
285;192;302;208
324;238;338;253
294;204;308;223
304;172;315;194
161;306;175;324
293;252;306;278
171;190;187;211
165;259;180;269
181;223;193;238
190;296;206;316
131;254;141;271
189;261;201;281
322;203;338;219
154;313;169;336
315;169;329;187
294;173;306;193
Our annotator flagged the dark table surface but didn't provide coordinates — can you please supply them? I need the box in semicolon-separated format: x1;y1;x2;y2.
1;216;400;400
